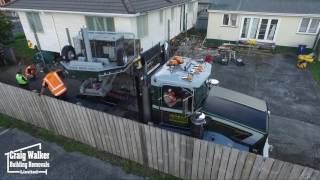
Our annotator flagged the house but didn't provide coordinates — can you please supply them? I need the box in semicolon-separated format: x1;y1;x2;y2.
206;0;320;50
1;0;198;54
0;0;11;6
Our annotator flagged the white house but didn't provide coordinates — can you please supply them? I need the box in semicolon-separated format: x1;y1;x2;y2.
206;0;320;50
2;0;198;54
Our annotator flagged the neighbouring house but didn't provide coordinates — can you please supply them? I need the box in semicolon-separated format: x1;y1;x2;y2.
1;0;198;54
206;0;320;50
0;0;10;6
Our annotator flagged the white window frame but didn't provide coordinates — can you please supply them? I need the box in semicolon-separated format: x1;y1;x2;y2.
297;17;320;35
85;16;115;32
239;16;280;43
221;14;238;27
26;12;44;33
137;14;149;38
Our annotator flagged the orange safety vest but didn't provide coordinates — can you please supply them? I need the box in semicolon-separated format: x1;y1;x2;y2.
42;72;67;97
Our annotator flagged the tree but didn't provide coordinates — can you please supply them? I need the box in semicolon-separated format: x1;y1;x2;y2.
0;12;13;45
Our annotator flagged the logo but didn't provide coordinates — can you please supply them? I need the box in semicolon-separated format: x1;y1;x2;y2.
4;143;50;175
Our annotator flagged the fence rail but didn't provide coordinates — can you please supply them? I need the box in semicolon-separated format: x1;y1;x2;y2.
0;82;319;179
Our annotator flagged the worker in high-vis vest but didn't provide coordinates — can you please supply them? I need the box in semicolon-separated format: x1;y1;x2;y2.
41;68;67;99
16;70;29;89
25;64;37;80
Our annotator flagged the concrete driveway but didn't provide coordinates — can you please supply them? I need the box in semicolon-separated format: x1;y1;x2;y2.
212;53;320;169
0;127;145;180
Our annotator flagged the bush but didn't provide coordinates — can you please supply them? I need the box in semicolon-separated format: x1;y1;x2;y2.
0;12;13;45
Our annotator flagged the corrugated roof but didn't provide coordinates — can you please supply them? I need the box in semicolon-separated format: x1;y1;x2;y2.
4;0;191;14
209;0;320;14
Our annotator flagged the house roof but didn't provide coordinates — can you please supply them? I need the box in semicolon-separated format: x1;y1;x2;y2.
209;0;320;15
4;0;192;14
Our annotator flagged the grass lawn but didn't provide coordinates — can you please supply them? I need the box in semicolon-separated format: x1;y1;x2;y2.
0;114;178;180
310;61;320;86
8;34;37;64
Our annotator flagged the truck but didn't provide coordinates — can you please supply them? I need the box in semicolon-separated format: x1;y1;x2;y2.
60;29;271;157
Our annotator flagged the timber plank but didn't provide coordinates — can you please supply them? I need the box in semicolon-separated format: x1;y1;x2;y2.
126;120;138;162
197;140;208;180
191;139;201;180
203;143;215;180
257;158;274;180
210;144;223;179
298;167;314;180
249;155;264;180
225;148;239;180
118;118;130;159
112;115;125;157
88;110;104;150
179;135;187;179
99;112;114;153
144;125;153;168
155;128;163;172
240;153;256;180
267;160;284;180
150;126;159;170
124;119;135;161
288;164;304;180
277;162;294;180
185;136;194;179
108;114;122;156
63;102;82;142
82;108;98;147
231;151;247;180
217;146;231;180
42;97;61;134
134;122;144;164
167;131;175;176
161;129;169;174
173;132;180;177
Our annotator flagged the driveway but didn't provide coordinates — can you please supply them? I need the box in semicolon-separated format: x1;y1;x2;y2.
0;127;145;180
212;53;320;169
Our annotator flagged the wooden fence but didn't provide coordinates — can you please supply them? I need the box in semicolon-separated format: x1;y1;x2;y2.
0;82;319;180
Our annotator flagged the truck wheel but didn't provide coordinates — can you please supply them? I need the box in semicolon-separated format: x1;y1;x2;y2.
61;45;76;61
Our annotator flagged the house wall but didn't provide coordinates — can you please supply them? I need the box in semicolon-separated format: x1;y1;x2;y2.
207;12;319;48
17;1;198;54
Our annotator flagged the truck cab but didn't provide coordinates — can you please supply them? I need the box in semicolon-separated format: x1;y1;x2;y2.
150;57;270;156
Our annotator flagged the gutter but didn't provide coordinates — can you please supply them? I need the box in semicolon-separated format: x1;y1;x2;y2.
207;9;320;18
0;7;141;17
0;0;197;17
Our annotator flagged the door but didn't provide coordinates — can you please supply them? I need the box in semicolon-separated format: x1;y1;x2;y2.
241;17;279;42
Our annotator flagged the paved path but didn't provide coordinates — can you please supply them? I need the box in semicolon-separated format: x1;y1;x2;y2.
0;128;145;180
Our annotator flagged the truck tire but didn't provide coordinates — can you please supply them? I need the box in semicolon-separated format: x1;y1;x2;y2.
61;45;76;61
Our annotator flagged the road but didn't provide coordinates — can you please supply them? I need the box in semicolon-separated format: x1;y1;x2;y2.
0;127;145;180
212;53;320;169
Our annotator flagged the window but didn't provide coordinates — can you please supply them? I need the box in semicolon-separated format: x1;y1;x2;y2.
171;8;175;20
222;14;237;26
188;2;193;13
206;119;252;143
241;17;278;41
26;12;43;33
137;15;148;38
85;16;115;32
160;10;164;24
298;18;320;34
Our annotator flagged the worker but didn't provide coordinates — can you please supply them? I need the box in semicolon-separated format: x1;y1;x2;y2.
16;69;29;90
25;64;37;80
163;89;178;107
41;68;67;99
